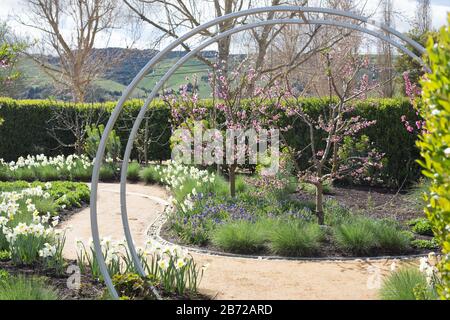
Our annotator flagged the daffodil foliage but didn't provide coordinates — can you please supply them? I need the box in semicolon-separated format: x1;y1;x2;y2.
417;14;450;300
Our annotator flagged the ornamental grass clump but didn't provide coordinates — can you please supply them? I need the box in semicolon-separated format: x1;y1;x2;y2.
212;220;266;254
269;221;324;256
334;217;411;256
380;268;429;300
139;165;162;184
333;218;378;255
0;274;59;300
127;162;141;182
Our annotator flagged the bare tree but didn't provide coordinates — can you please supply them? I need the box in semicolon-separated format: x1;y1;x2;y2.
123;0;254;70
19;0;121;102
415;0;432;33
377;0;394;97
46;103;109;155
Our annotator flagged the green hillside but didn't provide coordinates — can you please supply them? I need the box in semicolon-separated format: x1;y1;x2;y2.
14;50;214;102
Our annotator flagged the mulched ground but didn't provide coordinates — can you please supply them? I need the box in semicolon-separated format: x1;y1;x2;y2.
297;185;423;223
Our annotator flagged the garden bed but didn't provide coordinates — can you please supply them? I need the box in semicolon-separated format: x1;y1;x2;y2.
148;163;437;259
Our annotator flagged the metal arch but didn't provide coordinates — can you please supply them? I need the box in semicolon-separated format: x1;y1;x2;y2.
90;7;428;299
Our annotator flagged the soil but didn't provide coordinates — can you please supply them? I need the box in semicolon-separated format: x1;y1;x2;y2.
315;185;423;222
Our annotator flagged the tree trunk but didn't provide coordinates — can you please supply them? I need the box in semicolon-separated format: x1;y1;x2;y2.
229;164;237;198
332;141;338;177
315;183;325;225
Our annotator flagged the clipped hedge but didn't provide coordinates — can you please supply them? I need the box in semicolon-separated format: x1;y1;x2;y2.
0;98;172;162
0;97;419;187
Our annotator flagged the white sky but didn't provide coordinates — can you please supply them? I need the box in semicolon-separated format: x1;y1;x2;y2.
0;0;449;50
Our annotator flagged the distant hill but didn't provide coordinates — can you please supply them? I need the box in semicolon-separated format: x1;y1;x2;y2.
13;48;218;102
11;48;393;102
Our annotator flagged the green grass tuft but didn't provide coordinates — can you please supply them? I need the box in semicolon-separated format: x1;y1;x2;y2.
212;220;266;254
127;162;141;182
0;275;59;300
269;221;324;256
379;268;435;300
139;166;161;184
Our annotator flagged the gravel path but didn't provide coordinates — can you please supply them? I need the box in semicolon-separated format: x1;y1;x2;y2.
60;183;419;300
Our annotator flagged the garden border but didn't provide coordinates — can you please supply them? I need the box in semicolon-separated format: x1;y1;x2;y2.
148;205;429;263
91;6;429;298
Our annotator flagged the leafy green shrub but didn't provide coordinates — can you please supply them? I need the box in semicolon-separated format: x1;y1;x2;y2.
235;175;248;194
409;218;434;236
380;268;434;300
0;275;59;300
85;124;122;162
411;239;439;250
112;273;157;300
0;269;9;281
269;222;324;256
0;250;10;261
127;162;141;182
416;16;450;299
212;221;266;254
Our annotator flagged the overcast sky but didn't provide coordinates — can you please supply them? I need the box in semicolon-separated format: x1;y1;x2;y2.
0;0;449;50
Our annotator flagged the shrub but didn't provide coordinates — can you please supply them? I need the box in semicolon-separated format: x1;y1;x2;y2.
416;16;450;299
269;222;324;256
0;97;419;187
112;273;157;300
409;218;434;236
379;268;435;300
127;162;141;182
235;175;248;194
212;221;266;254
411;239;439;250
85;124;122;162
0;250;10;261
0;275;59;300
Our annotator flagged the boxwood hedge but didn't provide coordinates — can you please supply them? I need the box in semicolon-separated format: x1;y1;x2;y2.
0;97;420;187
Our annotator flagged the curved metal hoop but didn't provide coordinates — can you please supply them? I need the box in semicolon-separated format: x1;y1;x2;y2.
90;6;427;299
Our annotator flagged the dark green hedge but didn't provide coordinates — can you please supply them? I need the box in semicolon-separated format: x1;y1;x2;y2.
0;97;420;187
0;98;172;163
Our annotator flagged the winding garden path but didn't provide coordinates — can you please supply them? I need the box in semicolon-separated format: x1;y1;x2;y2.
60;183;419;300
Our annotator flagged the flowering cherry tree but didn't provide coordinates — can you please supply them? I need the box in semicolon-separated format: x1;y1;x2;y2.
401;71;426;134
281;49;385;225
164;62;287;197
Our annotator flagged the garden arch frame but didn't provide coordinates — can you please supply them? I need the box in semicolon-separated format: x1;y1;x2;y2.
90;5;428;298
